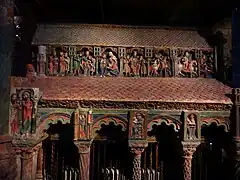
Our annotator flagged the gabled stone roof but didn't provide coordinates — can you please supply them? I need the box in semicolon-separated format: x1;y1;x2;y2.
32;24;212;50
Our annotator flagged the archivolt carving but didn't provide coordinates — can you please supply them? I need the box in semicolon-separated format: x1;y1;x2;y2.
147;116;181;132
36;113;72;138
201;117;230;132
91;115;128;138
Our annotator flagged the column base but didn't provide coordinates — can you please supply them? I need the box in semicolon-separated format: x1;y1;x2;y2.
0;135;17;180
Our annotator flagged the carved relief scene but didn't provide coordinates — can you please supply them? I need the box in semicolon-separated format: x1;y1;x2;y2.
9;88;41;140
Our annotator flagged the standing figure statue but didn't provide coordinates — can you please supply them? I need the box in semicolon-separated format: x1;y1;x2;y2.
81;51;91;76
139;55;147;77
48;53;54;75
9;93;20;136
64;52;70;75
132;113;144;139
73;51;82;76
79;114;86;139
59;51;66;76
99;53;107;77
20;91;33;139
89;55;96;76
130;50;140;76
186;114;197;140
123;55;131;77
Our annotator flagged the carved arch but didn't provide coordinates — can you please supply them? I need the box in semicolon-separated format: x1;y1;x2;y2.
91;115;128;138
201;117;230;132
147;115;182;132
36;113;72;138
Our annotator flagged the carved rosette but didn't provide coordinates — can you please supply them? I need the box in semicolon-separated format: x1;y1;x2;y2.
182;141;200;180
129;141;148;180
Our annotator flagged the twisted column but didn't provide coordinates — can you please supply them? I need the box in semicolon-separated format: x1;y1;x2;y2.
129;141;147;180
182;141;200;180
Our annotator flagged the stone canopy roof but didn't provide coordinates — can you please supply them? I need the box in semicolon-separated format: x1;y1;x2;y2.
32;24;212;50
11;76;231;105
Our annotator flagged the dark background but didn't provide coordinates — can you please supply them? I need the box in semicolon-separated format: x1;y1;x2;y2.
13;0;235;76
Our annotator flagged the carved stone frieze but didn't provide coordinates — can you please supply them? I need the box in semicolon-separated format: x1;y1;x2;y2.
38;100;232;111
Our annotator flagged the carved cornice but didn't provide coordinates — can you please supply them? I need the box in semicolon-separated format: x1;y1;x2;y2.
74;141;92;154
38;100;232;111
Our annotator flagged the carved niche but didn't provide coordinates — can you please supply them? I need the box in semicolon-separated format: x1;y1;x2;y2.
74;107;92;140
129;111;148;140
9;88;41;138
183;111;201;141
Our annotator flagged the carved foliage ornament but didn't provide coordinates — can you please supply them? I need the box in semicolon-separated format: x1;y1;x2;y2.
74;141;92;154
38;100;232;111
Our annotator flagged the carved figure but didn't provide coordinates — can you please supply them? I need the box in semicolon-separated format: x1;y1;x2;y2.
106;51;119;77
37;54;46;75
64;52;70;75
9;93;20;135
129;51;140;76
178;51;198;77
186;114;197;140
200;54;214;78
132;113;144;139
20;91;33;138
79;114;87;139
59;51;65;75
73;51;82;76
150;57;160;77
89;56;96;76
159;54;172;77
139;55;147;77
81;50;91;76
48;53;54;75
99;53;107;77
123;55;131;76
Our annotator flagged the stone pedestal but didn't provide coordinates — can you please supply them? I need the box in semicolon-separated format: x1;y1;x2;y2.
129;141;148;180
74;141;92;180
0;136;17;180
182;141;200;180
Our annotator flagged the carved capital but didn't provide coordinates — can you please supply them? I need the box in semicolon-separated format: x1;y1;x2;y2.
129;140;148;155
182;141;200;159
74;141;92;154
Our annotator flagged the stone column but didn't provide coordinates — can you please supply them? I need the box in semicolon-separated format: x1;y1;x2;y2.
36;146;44;180
37;45;47;76
129;141;148;180
21;149;34;180
182;141;200;180
74;141;92;180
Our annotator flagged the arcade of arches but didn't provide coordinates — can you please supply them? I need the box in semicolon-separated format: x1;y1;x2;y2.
9;103;236;180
